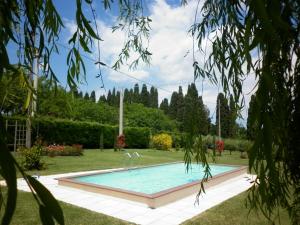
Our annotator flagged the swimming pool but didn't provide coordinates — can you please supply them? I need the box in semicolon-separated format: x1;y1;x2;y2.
58;162;247;208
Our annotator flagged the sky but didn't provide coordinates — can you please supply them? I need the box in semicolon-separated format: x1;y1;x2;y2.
7;0;257;126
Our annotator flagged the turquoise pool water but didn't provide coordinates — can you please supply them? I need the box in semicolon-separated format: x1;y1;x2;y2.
74;163;236;195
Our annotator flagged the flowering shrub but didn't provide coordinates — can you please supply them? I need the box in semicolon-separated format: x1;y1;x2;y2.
18;146;45;170
216;140;224;154
151;133;172;150
45;144;83;157
116;134;126;149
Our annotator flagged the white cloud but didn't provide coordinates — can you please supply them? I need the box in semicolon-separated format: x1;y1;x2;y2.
64;0;257;124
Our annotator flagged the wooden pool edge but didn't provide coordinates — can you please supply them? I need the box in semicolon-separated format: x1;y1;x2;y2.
57;164;248;209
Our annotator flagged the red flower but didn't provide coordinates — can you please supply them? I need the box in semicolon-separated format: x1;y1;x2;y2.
216;140;224;152
117;134;126;149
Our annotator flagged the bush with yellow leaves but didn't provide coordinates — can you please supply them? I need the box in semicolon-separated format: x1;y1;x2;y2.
151;133;172;150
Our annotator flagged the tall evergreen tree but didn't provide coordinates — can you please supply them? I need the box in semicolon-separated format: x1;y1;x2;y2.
84;92;90;100
160;98;169;114
124;88;130;103
98;95;106;103
198;96;210;135
78;91;83;99
140;84;149;107
112;88;117;106
229;94;237;137
90;90;96;102
216;93;230;138
129;88;134;104
176;86;185;127
247;94;257;140
183;83;201;135
107;90;112;105
133;83;140;103
116;91;120;107
169;91;178;119
154;88;158;108
149;86;158;108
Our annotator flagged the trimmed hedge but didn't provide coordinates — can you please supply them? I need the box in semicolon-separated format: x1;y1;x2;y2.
5;117;150;149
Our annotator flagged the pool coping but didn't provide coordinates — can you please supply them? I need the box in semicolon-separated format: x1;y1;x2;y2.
57;162;248;208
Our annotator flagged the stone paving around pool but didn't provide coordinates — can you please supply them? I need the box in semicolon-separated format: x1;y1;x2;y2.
15;169;255;225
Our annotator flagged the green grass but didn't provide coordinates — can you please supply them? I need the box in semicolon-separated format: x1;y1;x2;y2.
16;149;248;176
0;188;131;225
182;192;290;225
4;149;289;225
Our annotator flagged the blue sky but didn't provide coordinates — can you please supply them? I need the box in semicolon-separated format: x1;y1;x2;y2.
7;0;256;125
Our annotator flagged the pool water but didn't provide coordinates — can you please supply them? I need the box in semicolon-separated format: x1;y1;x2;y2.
74;163;236;195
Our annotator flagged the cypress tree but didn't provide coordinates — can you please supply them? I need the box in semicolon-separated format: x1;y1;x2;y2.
229;94;237;137
177;86;185;123
90;90;96;102
198;96;210;135
78;91;83;99
124;88;130;103
99;95;106;103
140;84;149;107
160;98;169;114
247;94;257;140
149;86;158;108
133;83;140;103
107;90;112;105
216;93;230;138
84;92;90;100
183;83;201;135
169;91;178;119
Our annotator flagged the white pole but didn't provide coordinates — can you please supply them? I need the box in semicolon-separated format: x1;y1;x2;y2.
119;88;124;135
218;98;221;141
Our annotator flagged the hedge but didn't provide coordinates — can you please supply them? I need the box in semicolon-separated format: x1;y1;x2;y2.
5;117;150;149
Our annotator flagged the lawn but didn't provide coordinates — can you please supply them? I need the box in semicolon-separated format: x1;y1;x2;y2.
17;149;248;176
3;149;290;224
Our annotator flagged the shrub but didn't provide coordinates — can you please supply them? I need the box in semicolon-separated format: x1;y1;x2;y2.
18;146;45;170
45;144;83;157
151;133;172;150
4;117;150;149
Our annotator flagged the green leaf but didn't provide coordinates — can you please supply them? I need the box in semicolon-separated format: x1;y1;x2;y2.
0;115;17;225
27;176;64;225
39;205;55;225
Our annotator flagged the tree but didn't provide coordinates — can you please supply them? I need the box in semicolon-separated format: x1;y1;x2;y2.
247;95;257;140
83;92;90;101
78;91;83;99
215;93;230;138
90;90;96;103
106;90;112;106
169;91;178;119
149;86;158;108
133;83;140;103
183;83;201;135
176;86;185;123
191;0;300;223
140;84;149;107
159;98;169;115
228;95;237;138
198;96;210;135
98;95;106;103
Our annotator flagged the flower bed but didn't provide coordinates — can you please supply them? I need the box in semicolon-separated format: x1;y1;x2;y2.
45;144;83;157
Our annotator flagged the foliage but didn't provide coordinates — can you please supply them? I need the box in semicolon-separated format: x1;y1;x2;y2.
45;144;83;157
124;103;176;131
151;133;172;151
216;93;231;138
116;135;126;149
216;140;224;155
18;146;45;170
183;83;210;135
191;0;300;223
159;98;169;114
246;95;257;140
